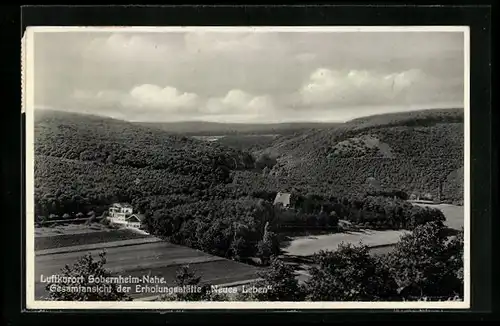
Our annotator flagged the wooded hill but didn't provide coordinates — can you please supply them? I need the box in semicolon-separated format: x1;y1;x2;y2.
34;110;256;218
34;108;465;221
138;120;342;136
253;108;465;202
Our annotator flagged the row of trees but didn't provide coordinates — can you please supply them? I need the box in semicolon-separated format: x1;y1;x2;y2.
46;222;464;302
141;192;445;263
143;199;280;262
35;153;446;260
265;192;444;231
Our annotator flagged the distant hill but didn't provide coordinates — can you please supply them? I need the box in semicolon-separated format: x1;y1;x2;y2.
33;108;465;219
138;120;342;136
343;107;464;130
264;108;464;157
35;110;255;170
236;108;465;203
34;110;257;217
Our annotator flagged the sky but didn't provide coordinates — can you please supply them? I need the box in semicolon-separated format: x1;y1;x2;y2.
32;29;465;123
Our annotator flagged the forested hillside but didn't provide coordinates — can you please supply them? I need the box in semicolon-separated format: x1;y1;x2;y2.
34;110;256;217
33;108;463;272
35;110;255;174
139;121;341;136
257;108;464;202
34;108;465;220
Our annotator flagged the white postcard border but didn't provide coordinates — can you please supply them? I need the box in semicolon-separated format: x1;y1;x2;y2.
23;25;471;310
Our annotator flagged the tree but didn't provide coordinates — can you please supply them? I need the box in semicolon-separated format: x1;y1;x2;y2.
304;243;398;301
328;210;339;227
172;265;204;301
386;222;463;299
161;265;227;302
250;257;305;301
230;235;249;260
445;228;464;297
256;239;272;265
257;222;280;265
86;210;97;225
37;215;47;224
45;251;131;301
254;153;277;170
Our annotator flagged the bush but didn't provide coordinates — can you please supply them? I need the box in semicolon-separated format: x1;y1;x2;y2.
44;252;132;301
249;257;306;301
305;243;399;301
159;265;229;302
386;222;463;299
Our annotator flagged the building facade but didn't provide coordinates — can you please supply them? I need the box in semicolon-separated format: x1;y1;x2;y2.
108;203;143;229
108;203;133;220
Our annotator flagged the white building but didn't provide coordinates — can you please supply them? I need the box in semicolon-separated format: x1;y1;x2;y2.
108;203;133;220
108;203;144;229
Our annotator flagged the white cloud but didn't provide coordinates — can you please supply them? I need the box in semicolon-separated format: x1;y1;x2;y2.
127;84;199;109
70;86;278;121
35;32;464;122
203;89;276;116
72;84;199;112
299;68;428;106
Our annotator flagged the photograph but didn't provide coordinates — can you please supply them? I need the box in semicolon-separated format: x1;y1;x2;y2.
23;26;469;309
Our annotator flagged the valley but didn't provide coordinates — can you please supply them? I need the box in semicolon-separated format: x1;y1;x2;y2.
32;107;465;302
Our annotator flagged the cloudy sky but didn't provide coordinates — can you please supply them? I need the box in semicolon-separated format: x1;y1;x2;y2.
33;29;465;123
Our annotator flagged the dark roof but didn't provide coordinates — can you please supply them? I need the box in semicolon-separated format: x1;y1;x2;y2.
127;214;145;222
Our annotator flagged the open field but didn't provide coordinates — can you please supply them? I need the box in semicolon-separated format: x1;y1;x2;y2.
413;203;464;230
35;223;116;237
282;229;409;257
282;204;464;258
35;236;261;300
36;237;163;256
35;228;151;251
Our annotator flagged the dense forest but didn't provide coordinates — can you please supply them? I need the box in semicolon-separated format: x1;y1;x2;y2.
256;108;464;202
35;111;255;175
34;110;258;218
143;198;280;261
140;190;445;262
34;108;463;233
